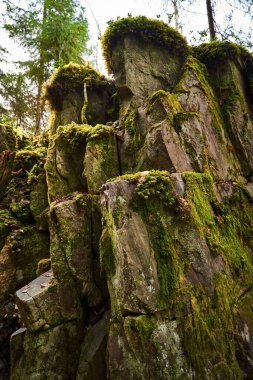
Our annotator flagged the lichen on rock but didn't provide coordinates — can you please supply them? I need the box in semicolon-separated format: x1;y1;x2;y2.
4;16;253;380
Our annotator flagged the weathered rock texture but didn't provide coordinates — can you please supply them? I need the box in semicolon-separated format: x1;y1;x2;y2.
1;16;253;380
0;130;50;379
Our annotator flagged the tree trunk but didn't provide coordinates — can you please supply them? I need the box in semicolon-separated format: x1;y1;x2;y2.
34;81;43;135
34;0;47;136
206;0;216;40
173;0;180;30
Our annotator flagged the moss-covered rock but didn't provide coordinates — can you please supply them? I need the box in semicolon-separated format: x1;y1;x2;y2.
176;56;242;180
0;242;16;301
14;148;47;172
0;209;18;250
101;170;253;377
11;320;83;380
43;62;107;109
49;195;101;301
84;125;119;193
43;63;117;132
135;91;194;173
0;213;50;300
107;317;192;379
194;42;253;177
102;16;189;73
15;271;82;332
13;227;50;288
5;27;253;380
0;125;16;198
102;17;189;118
36;258;51;276
29;168;49;231
45;123;90;202
193;41;253;71
0;125;16;153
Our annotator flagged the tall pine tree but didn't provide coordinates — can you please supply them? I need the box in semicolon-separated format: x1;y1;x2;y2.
3;0;89;134
0;72;35;129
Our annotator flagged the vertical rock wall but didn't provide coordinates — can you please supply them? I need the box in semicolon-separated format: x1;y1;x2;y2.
0;128;50;379
5;16;253;380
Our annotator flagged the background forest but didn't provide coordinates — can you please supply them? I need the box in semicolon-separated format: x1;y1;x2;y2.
0;0;253;135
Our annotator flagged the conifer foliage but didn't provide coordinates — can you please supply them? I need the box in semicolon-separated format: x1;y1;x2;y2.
2;0;89;134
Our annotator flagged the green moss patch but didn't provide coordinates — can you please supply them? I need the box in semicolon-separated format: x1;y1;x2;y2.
183;278;242;378
0;124;16;152
135;315;155;342
85;125;119;193
36;258;51;276
193;41;253;68
102;16;189;73
45;123;90;202
9;201;32;223
43;62;107;111
183;172;253;279
133;170;178;207
99;228;116;277
14;148;47;172
56;122;91;145
147;90;182;124
129;171;180;306
86;124;114;142
0;209;18;248
123;109;143;155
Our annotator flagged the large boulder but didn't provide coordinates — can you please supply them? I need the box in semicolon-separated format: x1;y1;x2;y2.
45;123;90;202
15;270;81;332
84;125;119;194
10;320;83;380
194;42;253;178
102;17;189;116
49;196;94;297
101;170;253;378
6;19;253;380
43;63;118;133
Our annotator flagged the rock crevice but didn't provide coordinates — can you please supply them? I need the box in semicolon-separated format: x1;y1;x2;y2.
1;16;253;380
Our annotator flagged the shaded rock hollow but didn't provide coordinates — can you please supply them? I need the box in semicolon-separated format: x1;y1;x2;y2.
1;16;253;380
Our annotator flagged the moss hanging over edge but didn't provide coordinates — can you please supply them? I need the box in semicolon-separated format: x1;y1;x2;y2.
193;41;253;69
101;16;189;73
43;62;108;111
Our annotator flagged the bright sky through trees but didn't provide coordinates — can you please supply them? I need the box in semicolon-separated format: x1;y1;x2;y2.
0;0;252;74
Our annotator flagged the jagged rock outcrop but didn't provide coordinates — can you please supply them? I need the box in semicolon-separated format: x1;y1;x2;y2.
0;129;50;379
43;63;118;133
101;171;253;379
2;16;253;380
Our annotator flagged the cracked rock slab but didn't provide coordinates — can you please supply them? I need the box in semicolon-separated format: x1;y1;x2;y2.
16;270;81;332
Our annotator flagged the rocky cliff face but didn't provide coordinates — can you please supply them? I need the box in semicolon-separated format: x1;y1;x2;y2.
1;16;253;379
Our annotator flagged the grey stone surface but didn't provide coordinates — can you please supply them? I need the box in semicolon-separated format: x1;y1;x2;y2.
10;320;83;380
101;178;161;314
112;36;185;116
16;271;81;332
76;311;109;380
